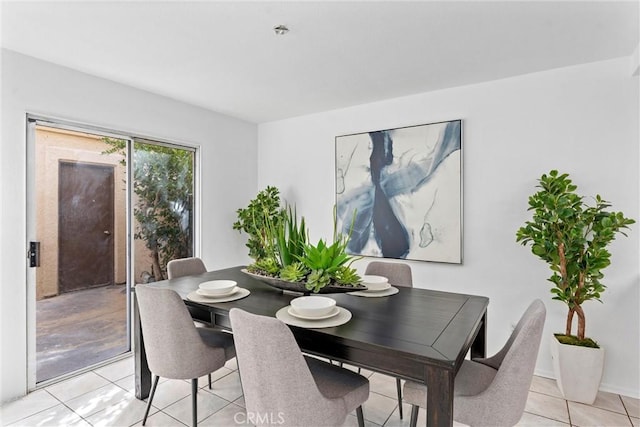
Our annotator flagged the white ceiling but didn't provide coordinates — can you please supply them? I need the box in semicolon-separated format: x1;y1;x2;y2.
1;1;638;123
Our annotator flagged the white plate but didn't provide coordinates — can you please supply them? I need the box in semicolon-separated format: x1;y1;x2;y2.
276;306;352;329
196;286;238;298
288;306;340;320
187;288;250;304
364;283;391;292
348;286;399;298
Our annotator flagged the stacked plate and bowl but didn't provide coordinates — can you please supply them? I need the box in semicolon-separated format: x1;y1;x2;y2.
361;275;391;292
288;296;340;320
197;280;239;298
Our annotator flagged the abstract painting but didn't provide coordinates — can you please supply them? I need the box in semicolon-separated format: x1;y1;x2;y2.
335;120;462;263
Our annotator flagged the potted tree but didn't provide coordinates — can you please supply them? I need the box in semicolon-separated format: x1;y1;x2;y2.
516;170;634;404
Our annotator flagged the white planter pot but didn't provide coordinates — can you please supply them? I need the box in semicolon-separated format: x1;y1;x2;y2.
549;334;605;404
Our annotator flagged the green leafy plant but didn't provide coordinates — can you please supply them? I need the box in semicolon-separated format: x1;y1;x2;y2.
233;186;284;261
271;205;307;268
516;170;634;345
103;138;194;280
236;192;307;269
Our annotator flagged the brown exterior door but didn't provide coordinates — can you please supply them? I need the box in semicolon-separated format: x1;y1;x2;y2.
58;161;115;293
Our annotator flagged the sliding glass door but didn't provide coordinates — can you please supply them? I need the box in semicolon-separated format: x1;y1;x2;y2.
27;117;196;387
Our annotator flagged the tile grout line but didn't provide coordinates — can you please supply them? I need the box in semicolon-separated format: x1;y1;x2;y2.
3;389;63;426
528;387;566;401
46;388;93;427
380;400;398;427
571;398;638;420
529;388;639;425
566;398;573;427
522;410;570;425
197;400;243;427
618;394;635;427
524;388;573;425
86;367;163;427
142;407;188;427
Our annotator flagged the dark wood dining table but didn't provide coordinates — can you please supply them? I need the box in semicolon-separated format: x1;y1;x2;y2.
134;265;489;427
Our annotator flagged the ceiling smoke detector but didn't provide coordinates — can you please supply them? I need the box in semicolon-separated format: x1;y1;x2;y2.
273;25;289;36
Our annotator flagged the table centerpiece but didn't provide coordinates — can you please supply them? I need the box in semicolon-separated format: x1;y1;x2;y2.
233;186;366;294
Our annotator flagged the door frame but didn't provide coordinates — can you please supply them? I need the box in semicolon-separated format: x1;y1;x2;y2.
26;113;200;389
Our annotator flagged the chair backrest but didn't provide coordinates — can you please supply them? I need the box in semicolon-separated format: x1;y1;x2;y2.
365;261;413;287
456;299;546;427
229;308;346;426
135;285;225;380
167;257;207;279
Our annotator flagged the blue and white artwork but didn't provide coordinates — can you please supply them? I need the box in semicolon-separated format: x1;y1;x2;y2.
335;120;462;263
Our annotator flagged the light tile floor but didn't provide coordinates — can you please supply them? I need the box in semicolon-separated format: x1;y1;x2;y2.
1;355;638;427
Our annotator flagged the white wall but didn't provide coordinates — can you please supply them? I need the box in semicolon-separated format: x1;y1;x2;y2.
258;57;640;397
0;49;257;402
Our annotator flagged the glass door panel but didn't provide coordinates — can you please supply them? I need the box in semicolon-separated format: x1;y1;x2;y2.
32;124;129;383
132;140;195;283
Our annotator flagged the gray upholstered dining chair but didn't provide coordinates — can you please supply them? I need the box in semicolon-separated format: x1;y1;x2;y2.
229;308;370;427
365;261;413;288
135;285;235;427
166;256;215;388
365;260;413;419
403;299;546;427
167;257;207;279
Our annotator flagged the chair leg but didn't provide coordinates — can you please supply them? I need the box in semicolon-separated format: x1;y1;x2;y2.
409;405;419;427
191;378;198;427
142;375;160;426
356;406;365;427
396;377;403;419
208;373;212;389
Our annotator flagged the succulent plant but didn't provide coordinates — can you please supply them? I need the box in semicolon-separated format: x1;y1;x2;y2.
333;265;361;286
249;257;280;276
305;269;332;293
279;262;308;282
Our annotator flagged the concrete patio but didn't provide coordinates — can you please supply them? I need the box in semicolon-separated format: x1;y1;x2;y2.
36;284;129;383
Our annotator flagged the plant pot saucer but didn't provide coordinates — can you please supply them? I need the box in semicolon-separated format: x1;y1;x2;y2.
241;269;367;295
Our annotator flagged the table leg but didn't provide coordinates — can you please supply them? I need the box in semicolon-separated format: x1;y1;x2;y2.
134;293;151;399
425;365;455;427
471;311;487;359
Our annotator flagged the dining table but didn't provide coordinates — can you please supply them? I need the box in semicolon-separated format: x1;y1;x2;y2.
133;265;489;427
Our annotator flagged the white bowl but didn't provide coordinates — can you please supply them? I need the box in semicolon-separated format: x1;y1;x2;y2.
199;280;237;296
362;275;389;291
290;296;337;318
